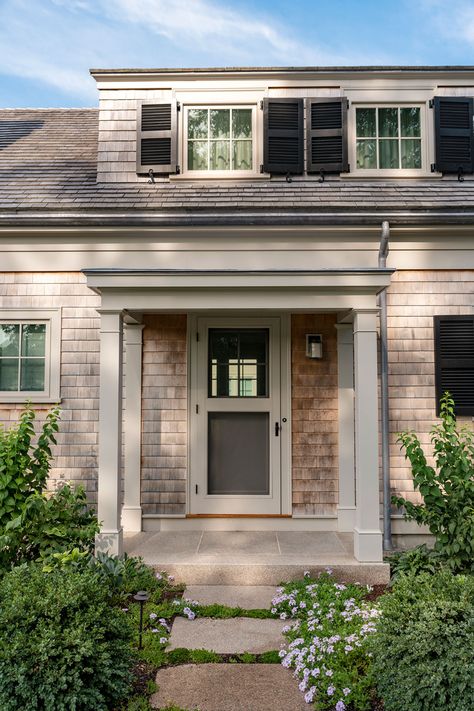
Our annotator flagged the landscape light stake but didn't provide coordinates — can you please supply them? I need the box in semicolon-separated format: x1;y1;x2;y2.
134;590;150;650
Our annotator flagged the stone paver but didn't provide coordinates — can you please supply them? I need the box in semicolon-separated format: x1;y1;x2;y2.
151;663;308;711
184;585;277;609
169;617;286;654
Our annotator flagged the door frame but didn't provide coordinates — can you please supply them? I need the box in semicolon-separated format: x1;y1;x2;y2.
187;312;292;516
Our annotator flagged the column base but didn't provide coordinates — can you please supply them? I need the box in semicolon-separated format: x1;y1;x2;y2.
353;527;383;562
122;506;143;532
337;506;356;532
95;528;123;557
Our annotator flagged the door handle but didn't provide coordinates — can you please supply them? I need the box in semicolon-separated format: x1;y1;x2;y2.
275;421;280;436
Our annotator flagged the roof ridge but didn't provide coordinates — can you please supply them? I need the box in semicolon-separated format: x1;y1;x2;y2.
0;107;98;112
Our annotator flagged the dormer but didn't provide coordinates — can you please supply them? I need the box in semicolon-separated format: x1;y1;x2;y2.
91;66;474;183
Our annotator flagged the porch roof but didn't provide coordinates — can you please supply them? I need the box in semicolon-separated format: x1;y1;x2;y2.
3;108;474;227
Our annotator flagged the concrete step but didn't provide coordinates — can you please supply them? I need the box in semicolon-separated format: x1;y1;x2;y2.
184;585;276;608
169;617;286;654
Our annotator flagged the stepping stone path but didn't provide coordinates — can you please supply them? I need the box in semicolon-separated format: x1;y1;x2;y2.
152;585;307;711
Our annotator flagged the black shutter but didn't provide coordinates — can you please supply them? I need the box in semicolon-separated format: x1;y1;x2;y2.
307;98;348;173
263;98;304;174
433;96;474;174
434;315;474;415
136;100;178;174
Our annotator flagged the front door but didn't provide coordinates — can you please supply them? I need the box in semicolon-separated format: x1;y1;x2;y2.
191;317;281;514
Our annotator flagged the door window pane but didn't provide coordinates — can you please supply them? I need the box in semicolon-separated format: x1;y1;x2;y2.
209;329;268;397
208;412;269;494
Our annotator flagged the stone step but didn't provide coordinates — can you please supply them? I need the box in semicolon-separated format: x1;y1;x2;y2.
169;618;286;654
151;664;308;711
184;585;277;609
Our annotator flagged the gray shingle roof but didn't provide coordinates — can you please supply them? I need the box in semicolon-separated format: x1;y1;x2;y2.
2;107;474;227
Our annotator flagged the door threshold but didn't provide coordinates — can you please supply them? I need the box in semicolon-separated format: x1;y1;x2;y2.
187;514;292;518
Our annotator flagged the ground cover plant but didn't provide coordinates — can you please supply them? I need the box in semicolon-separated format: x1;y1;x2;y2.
371;571;474;711
273;572;380;711
393;392;474;573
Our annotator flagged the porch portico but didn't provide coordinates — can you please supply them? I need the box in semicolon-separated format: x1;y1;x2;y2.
84;268;393;568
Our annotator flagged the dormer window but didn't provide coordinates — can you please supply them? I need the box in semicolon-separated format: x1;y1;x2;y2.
354;105;423;172
185;106;254;174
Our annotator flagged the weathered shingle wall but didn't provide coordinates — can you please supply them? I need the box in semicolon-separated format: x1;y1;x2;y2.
141;314;187;515
0;272;101;502
291;314;339;515
387;270;474;503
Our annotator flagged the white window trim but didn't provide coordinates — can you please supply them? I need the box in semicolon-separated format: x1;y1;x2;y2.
0;309;61;404
179;103;260;179
347;101;430;178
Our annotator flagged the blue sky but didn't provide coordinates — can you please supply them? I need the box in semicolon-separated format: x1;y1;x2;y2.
1;0;474;107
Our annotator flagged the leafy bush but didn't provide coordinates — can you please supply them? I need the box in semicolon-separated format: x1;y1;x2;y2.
0;404;60;527
387;543;445;582
371;571;474;711
0;565;134;711
0;483;98;572
274;572;379;710
393;393;474;572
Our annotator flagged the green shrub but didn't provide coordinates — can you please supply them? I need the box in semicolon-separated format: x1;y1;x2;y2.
393;393;474;572
387;543;445;582
0;565;134;711
0;404;60;527
371;571;474;711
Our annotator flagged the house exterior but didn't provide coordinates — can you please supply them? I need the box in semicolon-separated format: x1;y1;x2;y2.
1;66;474;566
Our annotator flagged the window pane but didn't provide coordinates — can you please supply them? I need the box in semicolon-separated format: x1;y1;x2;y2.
379;108;398;137
188;141;208;170
209;329;268;398
20;358;45;391
356;108;376;137
210;109;230;139
22;324;46;357
233;140;252;170
401;107;420;137
379;139;399;168
0;324;20;357
188;109;208;139
0;359;19;391
210;141;230;170
356;139;376;169
233;109;252;139
401;139;422;168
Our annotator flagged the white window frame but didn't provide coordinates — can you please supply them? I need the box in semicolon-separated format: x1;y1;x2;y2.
182;103;258;179
0;309;61;403
349;102;429;177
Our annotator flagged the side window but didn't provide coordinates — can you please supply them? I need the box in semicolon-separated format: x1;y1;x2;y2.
355;106;422;171
186;106;254;173
434;315;474;416
0;310;61;402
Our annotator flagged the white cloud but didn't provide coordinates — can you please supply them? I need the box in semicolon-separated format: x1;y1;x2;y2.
418;0;474;46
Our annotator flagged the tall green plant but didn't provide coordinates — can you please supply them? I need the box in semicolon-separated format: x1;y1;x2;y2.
393;393;474;572
0;404;60;527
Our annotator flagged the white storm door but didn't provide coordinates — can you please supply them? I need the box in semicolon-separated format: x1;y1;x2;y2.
191;317;281;514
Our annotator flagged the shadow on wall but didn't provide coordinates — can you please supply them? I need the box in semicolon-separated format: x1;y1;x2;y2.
0;120;44;149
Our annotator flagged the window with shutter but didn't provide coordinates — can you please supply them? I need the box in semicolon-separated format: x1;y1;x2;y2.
307;98;348;173
434;315;474;415
263;98;304;175
433;97;474;174
136;100;178;174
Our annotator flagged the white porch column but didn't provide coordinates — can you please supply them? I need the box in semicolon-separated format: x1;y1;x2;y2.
335;324;355;532
353;310;383;562
96;310;124;556
122;323;145;532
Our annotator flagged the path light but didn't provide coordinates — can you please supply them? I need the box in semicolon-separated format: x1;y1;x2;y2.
134;590;150;650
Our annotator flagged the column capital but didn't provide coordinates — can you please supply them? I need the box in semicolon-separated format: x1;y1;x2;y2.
353;309;379;334
125;323;145;346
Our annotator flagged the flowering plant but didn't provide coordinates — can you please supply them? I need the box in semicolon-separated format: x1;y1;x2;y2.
273;573;379;710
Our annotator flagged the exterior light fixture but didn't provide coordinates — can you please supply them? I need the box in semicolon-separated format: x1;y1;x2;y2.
306;334;323;359
134;590;150;649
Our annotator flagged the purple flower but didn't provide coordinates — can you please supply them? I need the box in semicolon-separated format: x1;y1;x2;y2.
121;607;129;613
149;612;157;620
159;637;168;644
327;685;335;696
303;570;311;578
151;628;159;633
336;702;346;711
304;687;316;703
325;669;333;677
168;575;175;582
343;688;351;696
155;572;163;580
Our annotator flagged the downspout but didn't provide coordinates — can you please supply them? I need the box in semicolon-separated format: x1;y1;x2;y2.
378;220;393;551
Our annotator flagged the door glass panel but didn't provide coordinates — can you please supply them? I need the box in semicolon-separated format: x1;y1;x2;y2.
208;412;269;494
209;329;268;397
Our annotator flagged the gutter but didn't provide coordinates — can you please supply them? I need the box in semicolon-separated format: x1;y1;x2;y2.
378;221;393;551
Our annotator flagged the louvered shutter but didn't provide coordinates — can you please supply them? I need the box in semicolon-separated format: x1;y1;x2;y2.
434;315;474;415
433;97;474;174
263;98;304;174
307;98;348;173
136;101;178;174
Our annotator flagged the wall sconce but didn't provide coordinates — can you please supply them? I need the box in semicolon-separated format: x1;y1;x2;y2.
306;334;323;359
